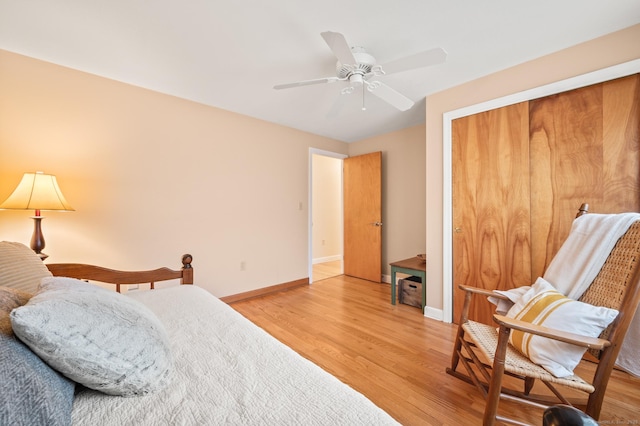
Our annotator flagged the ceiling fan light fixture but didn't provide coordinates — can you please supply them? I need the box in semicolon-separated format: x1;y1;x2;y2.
350;73;364;86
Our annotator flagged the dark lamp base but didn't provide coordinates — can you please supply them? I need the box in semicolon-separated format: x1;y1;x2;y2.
30;216;49;261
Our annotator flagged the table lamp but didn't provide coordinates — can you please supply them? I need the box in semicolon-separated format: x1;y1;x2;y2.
0;172;74;260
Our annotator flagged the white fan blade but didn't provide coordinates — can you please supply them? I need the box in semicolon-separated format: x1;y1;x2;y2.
367;81;414;111
274;77;341;90
321;31;357;65
380;47;447;75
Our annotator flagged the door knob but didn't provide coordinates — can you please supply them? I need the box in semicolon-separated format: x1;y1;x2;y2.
372;221;383;227
454;227;462;233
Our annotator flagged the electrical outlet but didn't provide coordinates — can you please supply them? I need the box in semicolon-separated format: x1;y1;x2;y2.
240;261;246;271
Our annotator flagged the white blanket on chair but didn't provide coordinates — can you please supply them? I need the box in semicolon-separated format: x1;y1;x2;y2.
544;213;640;299
543;213;640;378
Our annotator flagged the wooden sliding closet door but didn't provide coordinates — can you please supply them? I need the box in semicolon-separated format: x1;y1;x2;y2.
529;74;640;278
601;74;640;210
452;73;640;326
452;102;531;324
529;83;604;277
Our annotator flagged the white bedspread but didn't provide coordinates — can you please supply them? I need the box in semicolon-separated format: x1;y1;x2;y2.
71;285;399;425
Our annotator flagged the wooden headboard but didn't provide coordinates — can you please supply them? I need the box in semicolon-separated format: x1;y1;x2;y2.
46;254;193;293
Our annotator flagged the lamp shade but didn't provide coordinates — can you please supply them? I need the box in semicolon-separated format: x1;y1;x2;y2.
0;172;74;211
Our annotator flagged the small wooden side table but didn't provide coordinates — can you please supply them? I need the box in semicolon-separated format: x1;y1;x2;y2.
390;257;426;313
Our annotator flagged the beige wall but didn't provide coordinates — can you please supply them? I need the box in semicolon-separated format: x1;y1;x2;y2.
349;124;427;276
425;24;640;315
0;49;348;297
0;48;427;297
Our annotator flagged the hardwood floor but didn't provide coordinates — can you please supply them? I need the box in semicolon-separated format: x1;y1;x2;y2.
312;260;342;282
229;275;640;425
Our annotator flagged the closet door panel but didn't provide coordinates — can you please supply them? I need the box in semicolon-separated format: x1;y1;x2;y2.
529;74;640;278
602;74;640;212
529;84;603;279
452;102;531;324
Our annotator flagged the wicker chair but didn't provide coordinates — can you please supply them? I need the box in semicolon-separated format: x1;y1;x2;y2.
446;206;640;425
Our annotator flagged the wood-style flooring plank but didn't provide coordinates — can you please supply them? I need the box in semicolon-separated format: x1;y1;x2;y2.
312;260;342;282
230;275;640;425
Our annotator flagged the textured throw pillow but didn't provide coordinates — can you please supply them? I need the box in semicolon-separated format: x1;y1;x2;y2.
10;277;173;396
506;277;619;377
0;241;52;293
0;286;75;426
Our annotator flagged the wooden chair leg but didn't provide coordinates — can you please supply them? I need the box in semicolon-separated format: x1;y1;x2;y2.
449;324;465;371
585;344;619;420
483;324;511;426
450;289;473;372
524;377;535;395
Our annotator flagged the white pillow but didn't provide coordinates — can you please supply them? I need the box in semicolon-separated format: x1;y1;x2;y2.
0;241;52;293
10;276;173;396
506;277;618;377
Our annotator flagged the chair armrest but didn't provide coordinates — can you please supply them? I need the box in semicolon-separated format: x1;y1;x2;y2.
458;284;510;300
455;285;513;322
493;314;611;350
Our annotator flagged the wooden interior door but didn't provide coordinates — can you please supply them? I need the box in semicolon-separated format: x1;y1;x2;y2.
452;102;532;324
343;152;382;282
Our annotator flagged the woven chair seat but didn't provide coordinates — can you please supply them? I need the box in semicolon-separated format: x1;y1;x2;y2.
462;320;595;393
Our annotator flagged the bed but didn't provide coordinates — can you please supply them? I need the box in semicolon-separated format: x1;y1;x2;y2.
0;242;399;425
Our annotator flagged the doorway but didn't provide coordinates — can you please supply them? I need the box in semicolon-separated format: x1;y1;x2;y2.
309;149;347;283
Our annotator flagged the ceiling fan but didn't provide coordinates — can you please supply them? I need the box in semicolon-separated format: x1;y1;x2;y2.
273;31;447;112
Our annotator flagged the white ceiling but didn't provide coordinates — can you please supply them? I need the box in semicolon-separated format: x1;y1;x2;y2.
1;1;639;142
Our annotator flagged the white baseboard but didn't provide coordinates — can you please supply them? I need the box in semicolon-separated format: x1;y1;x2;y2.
312;255;342;264
424;307;443;321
